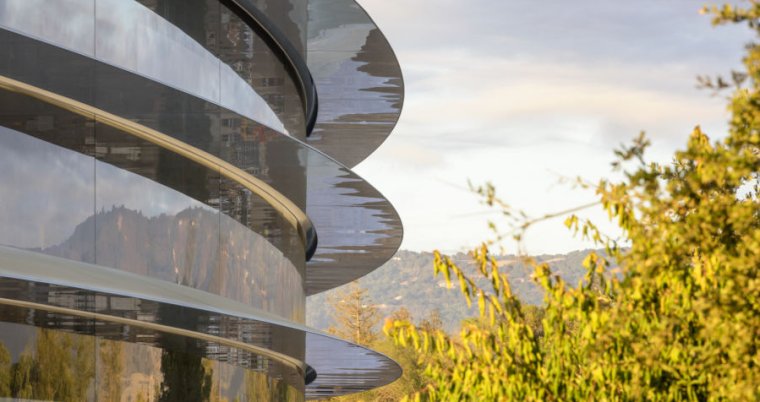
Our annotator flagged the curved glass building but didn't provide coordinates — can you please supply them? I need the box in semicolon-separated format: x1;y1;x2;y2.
0;0;403;400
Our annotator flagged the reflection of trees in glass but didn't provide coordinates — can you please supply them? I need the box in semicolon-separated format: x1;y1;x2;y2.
158;347;212;402
0;328;95;401
98;338;125;401
238;368;298;402
36;329;94;400
242;369;269;402
157;304;212;402
11;353;34;399
0;343;10;395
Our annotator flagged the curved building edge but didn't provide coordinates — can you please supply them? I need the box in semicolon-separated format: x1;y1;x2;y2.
304;140;404;295
306;0;405;168
0;0;405;399
0;74;317;259
0;246;402;398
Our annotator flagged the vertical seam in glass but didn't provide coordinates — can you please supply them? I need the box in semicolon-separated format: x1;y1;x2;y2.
0;75;317;261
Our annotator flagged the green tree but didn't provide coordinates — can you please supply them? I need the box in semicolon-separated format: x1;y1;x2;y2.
98;339;125;401
418;309;443;334
158;348;213;402
10;352;34;399
327;282;381;346
386;4;760;401
0;343;10;396
32;329;95;401
324;308;431;402
389;307;413;323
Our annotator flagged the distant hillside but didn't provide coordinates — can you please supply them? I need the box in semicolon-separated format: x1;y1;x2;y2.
306;249;600;332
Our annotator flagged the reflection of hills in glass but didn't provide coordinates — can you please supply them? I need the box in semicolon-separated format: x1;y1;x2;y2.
37;205;304;321
0;323;299;401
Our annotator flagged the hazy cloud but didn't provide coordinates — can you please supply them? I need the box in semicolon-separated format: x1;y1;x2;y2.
353;0;751;253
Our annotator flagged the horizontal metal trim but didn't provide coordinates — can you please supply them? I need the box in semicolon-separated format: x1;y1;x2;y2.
0;245;302;333
0;245;402;396
0;296;305;375
0;74;317;260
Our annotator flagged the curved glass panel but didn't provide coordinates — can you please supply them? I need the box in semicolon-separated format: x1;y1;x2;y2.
245;0;307;57
218;1;307;138
0;89;304;319
0;321;303;401
0;0;95;55
0;0;406;397
0;3;402;295
0;0;292;134
0;253;401;399
304;149;402;295
0;95;95;264
307;0;404;167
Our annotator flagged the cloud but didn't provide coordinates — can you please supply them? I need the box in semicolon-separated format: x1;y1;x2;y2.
386;53;730;153
362;0;750;68
354;0;749;253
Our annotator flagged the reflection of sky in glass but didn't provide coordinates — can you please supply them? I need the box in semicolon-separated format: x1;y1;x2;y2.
305;143;401;286
306;0;404;168
309;22;398;121
95;160;210;218
0;126;303;317
0;0;95;55
0;126;205;248
0;126;93;249
0;0;286;134
307;160;387;249
314;57;398;122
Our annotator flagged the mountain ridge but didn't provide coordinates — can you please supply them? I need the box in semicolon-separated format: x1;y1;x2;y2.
306;249;599;332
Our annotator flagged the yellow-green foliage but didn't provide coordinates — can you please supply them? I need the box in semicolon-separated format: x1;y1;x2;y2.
385;5;760;401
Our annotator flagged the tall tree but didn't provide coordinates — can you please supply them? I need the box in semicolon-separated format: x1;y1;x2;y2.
389;307;412;323
327;282;381;346
386;4;760;401
0;343;10;396
417;309;443;333
98;339;125;401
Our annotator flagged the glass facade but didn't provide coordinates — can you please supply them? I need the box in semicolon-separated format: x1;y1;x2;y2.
0;0;403;399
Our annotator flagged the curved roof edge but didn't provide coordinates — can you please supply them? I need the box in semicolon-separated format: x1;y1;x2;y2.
0;46;401;295
306;0;405;168
305;145;404;294
306;334;401;399
0;245;401;398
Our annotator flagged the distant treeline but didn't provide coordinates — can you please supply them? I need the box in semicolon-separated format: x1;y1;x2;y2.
307;249;602;332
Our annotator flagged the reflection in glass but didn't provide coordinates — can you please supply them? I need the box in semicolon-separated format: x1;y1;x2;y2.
0;0;95;56
0;94;304;318
2;18;403;295
0;0;287;133
0;121;94;263
156;304;214;402
307;0;404;167
219;3;306;138
0;320;303;401
0;323;95;401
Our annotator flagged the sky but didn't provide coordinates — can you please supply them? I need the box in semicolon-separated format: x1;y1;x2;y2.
353;0;754;256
